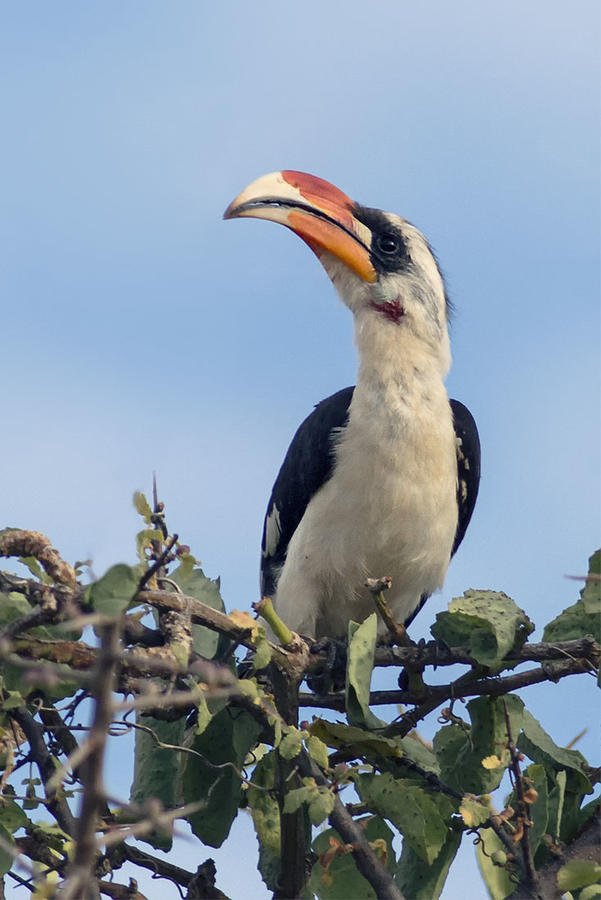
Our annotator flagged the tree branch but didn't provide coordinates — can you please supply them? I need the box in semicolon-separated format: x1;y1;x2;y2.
299;754;404;900
372;636;600;669
60;622;121;900
507;810;600;900
300;656;593;713
502;699;543;899
0;530;77;588
8;706;76;836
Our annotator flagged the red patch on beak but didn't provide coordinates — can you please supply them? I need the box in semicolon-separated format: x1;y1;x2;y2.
281;170;356;232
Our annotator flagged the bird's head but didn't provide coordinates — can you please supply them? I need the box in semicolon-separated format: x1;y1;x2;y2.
224;170;451;367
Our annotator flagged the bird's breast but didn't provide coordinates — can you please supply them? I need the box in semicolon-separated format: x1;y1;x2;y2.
274;379;459;638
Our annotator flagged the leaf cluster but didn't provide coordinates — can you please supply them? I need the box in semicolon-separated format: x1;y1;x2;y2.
0;508;598;900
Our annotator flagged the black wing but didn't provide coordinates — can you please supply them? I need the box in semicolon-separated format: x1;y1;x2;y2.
402;398;480;629
260;387;354;597
450;399;480;556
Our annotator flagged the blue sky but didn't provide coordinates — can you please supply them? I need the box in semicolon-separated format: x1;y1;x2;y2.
1;3;599;898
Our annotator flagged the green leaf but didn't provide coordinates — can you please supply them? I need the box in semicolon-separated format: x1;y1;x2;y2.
308;720;404;761
171;562;225;659
0;690;24;712
434;695;524;794
355;772;454;864
22;779;41;810
251;637;272;671
557;860;601;892
396;826;461;900
133;491;153;522
547;769;567;842
136;529;161;563
279;727;304;760
431;591;533;668
194;690;213;736
18;556;45;581
247;751;280;891
517;710;592;796
0;592;41;629
308;785;335;826
0;798;28;834
181;707;261;848
284;779;335;826
88;563;140;617
130;715;186;851
30;821;70;849
579;886;601;900
543;550;601;641
459;794;492;828
0;592;76;643
0;621;80;702
283;783;316;815
346;615;386;730
0;825;14;876
306;734;329;771
476;827;516;900
542;600;601;643
310;816;397;899
396;732;440;774
581;549;601;614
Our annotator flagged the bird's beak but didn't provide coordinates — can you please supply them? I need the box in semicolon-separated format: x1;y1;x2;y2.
224;170;377;283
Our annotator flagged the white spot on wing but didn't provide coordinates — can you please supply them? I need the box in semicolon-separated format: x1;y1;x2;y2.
455;434;470;469
263;504;282;558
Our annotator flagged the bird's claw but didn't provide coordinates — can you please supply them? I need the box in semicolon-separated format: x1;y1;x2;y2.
307;637;347;694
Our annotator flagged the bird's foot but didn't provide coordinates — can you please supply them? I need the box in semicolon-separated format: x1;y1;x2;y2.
396;637;455;698
306;637;347;695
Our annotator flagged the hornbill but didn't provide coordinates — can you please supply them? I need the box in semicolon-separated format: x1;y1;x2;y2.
225;171;480;641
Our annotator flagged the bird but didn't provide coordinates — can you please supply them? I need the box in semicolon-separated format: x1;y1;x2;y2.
224;171;480;641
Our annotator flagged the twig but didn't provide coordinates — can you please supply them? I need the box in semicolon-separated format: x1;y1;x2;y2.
99;799;206;850
60;622;122;900
367;577;409;646
299;754;404;900
138;533;178;591
233;688;404;900
0;605;47;641
373;635;600;669
113;844;196;888
253;596;294;647
38;703;80;761
98;880;149;900
507;811;600;900
300;656;592;713
0;529;77;588
8;706;76;836
502;699;543;899
140;589;255;645
2;632;237;684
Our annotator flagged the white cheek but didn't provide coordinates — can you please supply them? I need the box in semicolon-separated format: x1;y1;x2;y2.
317;251;372;313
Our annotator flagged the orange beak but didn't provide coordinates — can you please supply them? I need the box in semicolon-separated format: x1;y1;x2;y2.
224;170;377;283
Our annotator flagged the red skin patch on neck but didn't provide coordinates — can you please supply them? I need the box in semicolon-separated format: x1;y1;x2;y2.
370;299;405;323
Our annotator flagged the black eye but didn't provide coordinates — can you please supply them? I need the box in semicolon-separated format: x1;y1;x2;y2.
376;233;400;255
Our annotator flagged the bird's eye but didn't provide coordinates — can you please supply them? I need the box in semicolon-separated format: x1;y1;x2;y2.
376;233;400;255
